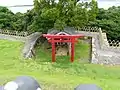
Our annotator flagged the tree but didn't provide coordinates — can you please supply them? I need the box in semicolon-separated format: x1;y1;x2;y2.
0;0;99;35
12;12;25;31
88;0;98;21
89;6;120;40
32;0;98;32
0;6;15;30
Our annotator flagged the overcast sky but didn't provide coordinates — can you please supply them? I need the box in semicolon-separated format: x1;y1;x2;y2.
0;0;120;13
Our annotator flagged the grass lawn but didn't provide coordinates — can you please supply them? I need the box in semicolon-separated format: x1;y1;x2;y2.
0;39;120;90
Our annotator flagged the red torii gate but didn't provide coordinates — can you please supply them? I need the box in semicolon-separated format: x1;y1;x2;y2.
43;34;84;62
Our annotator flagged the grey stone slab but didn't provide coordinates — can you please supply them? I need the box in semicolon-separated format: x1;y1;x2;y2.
4;76;41;90
74;84;102;90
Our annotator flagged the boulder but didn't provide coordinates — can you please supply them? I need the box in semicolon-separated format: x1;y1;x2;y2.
3;76;41;90
74;84;102;90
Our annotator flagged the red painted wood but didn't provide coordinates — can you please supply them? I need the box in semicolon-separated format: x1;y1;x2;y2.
48;39;78;43
52;38;55;62
43;34;84;38
71;38;75;62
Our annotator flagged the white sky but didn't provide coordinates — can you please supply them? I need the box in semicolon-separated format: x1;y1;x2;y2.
0;0;120;13
0;0;34;13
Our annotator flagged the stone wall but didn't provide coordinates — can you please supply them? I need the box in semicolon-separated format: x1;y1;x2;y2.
0;29;32;37
22;32;41;58
91;37;98;64
78;27;120;65
94;28;120;65
99;28;109;49
97;53;120;65
0;34;27;42
0;32;42;59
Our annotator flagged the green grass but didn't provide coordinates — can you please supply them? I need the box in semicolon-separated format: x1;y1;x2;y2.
0;39;120;90
75;40;90;63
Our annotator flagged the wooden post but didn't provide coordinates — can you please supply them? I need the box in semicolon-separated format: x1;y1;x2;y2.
52;38;55;62
71;38;75;62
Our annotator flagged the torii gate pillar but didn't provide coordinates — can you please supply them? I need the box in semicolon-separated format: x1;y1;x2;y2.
71;38;75;62
52;38;55;62
43;34;84;62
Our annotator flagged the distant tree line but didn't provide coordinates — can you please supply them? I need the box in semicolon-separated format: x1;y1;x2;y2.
89;6;120;40
0;0;120;40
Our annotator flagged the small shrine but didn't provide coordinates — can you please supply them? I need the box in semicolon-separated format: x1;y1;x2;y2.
43;27;84;62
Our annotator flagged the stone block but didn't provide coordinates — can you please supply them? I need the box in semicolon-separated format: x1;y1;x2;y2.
74;84;102;90
3;76;41;90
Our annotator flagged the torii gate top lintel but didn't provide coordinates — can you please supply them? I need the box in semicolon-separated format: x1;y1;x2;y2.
43;33;84;62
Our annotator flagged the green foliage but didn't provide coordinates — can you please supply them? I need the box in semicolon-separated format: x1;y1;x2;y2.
0;6;14;29
88;0;98;21
12;12;25;31
31;0;98;31
89;6;120;40
0;0;98;33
